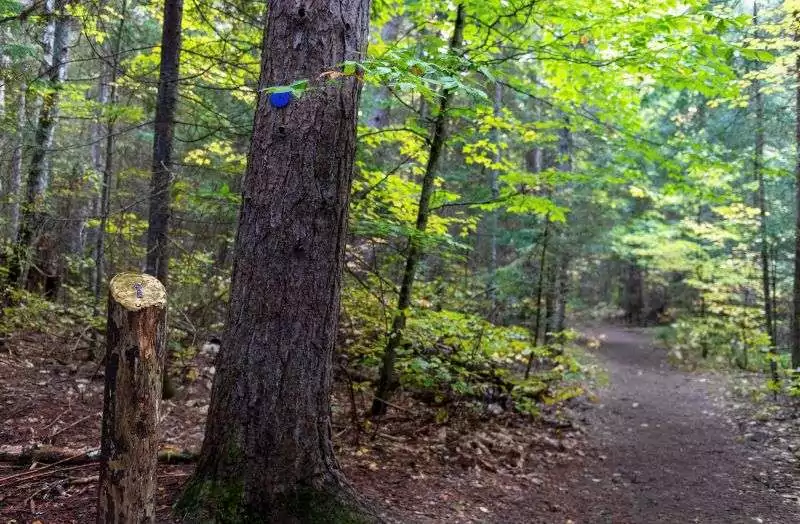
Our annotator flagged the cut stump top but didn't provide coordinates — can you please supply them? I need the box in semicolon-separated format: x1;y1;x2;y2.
109;273;167;311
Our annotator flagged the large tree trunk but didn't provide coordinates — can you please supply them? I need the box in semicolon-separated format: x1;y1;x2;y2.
177;1;372;520
8;1;70;290
145;0;183;284
372;4;466;417
97;273;167;524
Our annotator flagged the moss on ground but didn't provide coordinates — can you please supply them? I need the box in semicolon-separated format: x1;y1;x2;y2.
175;478;378;523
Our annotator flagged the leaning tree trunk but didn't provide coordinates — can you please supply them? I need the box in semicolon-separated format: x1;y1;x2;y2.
145;0;183;284
176;1;372;521
97;273;167;524
372;4;466;416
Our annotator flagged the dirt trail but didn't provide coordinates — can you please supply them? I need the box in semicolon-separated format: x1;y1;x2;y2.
566;326;799;524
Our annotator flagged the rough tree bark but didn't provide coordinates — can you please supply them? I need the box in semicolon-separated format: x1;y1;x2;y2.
372;4;466;416
176;1;372;521
97;273;167;524
145;0;183;284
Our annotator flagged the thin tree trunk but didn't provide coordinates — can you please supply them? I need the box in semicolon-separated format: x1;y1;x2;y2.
525;216;550;379
92;80;119;314
177;1;372;520
6;89;25;241
144;0;183;399
8;1;70;289
367;16;401;129
793;15;800;369
771;243;778;341
0;53;6;122
371;4;466;417
488;83;502;315
92;2;126;311
555;254;569;335
551;125;571;340
543;247;557;345
145;0;183;284
753;2;778;383
87;3;115;289
97;273;167;524
623;262;644;325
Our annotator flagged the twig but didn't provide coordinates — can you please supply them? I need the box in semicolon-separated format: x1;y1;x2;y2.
47;412;99;443
0;453;98;488
70;324;93;355
369;397;411;414
40;408;70;432
2;400;33;423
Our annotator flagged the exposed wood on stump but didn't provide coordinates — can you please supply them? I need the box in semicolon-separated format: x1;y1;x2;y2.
97;273;167;524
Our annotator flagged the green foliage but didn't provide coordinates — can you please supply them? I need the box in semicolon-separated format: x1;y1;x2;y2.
666;316;771;371
0;285;103;338
341;279;584;415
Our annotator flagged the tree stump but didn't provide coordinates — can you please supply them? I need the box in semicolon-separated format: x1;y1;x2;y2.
97;273;167;524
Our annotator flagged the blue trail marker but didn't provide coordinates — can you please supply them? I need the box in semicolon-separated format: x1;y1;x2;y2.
269;91;292;109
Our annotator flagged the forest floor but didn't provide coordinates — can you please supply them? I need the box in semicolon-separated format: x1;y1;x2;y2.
1;326;800;523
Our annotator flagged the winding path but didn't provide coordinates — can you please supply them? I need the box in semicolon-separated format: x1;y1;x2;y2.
565;327;799;524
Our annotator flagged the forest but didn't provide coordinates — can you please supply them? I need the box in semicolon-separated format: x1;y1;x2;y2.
2;0;800;522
